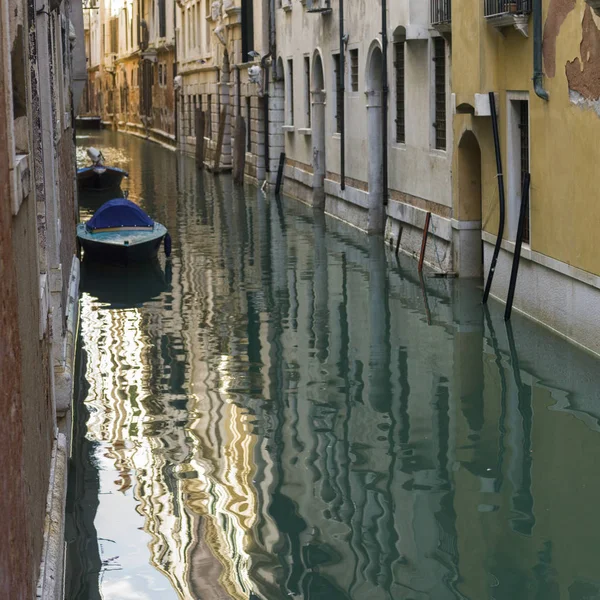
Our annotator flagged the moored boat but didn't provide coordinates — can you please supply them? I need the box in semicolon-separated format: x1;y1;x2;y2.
77;198;170;263
77;147;128;191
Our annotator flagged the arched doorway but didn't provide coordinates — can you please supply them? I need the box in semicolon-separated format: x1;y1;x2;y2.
455;130;482;278
311;52;326;209
366;44;384;234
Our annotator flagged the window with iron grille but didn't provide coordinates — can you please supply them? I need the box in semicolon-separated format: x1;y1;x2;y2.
287;58;294;125
433;37;446;150
395;42;405;143
519;101;530;244
304;56;311;128
333;53;342;133
350;49;358;92
158;0;166;37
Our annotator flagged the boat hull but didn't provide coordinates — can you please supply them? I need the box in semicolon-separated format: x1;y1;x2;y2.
77;223;167;264
77;166;127;191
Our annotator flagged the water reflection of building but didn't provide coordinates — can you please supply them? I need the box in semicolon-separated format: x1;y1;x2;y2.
77;140;600;600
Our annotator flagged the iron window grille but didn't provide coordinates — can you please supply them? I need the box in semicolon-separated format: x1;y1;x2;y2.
333;53;342;133
287;59;294;126
395;42;405;144
519;101;530;244
350;49;359;92
304;56;311;128
433;38;446;150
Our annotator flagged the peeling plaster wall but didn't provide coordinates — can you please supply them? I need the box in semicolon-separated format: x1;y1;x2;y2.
453;0;600;280
565;6;600;101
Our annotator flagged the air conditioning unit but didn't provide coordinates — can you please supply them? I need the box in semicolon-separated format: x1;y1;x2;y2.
305;0;331;14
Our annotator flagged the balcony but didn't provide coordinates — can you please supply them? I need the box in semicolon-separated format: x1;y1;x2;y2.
431;0;451;32
484;0;531;37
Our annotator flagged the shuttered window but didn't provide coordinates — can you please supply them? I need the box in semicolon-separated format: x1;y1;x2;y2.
304;56;311;127
433;37;446;150
350;49;358;92
395;42;405;144
333;53;342;133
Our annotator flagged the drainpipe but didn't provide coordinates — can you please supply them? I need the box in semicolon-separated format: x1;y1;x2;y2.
261;56;271;174
262;0;276;178
173;0;178;142
533;0;549;101
381;0;389;205
339;0;345;190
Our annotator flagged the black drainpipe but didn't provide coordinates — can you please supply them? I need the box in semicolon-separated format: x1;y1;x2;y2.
339;0;345;190
261;58;271;174
483;91;506;304
533;0;549;101
262;0;275;177
381;0;389;205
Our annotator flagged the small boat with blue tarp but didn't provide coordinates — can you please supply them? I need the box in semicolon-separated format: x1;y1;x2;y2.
77;147;128;191
77;198;171;263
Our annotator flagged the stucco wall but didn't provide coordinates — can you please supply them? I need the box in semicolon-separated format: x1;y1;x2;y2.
452;0;600;279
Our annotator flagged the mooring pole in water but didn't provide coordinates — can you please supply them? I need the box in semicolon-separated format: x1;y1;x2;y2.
483;91;506;304
275;152;285;195
395;226;403;256
504;172;530;321
418;212;431;272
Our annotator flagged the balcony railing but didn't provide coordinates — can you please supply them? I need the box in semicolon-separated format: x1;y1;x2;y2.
431;0;451;30
484;0;531;18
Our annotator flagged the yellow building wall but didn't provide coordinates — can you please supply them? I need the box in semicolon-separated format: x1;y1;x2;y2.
452;0;600;278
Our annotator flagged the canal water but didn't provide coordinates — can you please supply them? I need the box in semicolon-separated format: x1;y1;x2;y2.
66;130;600;600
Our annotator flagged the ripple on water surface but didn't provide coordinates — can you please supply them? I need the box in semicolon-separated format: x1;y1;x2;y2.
67;130;600;600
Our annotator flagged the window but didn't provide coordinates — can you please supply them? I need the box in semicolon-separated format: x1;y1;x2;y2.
158;0;166;37
246;96;252;151
433;37;446;150
507;96;530;244
304;56;311;127
110;18;118;54
519;101;530;244
241;0;254;62
204;0;211;54
395;42;405;144
350;49;358;92
286;58;294;126
333;53;342;133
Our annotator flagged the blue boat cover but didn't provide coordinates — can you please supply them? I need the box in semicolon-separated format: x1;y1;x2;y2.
86;198;154;231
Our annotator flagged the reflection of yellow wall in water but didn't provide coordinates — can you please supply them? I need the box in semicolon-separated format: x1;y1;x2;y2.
80;295;198;600
454;354;600;598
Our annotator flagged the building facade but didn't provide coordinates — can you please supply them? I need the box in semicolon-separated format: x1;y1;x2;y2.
0;0;84;596
79;0;600;356
276;0;453;269
82;0;177;146
450;0;600;355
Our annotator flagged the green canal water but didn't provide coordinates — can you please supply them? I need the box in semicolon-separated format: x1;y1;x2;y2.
66;131;600;600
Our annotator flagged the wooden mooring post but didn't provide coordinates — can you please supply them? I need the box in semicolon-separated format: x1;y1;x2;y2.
212;106;227;172
418;212;432;272
233;114;246;184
